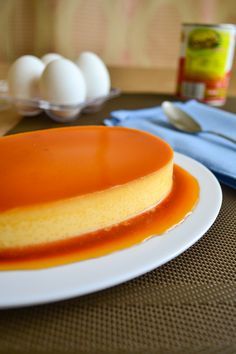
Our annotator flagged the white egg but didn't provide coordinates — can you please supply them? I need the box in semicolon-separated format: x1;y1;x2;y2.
39;58;86;105
76;52;110;99
8;55;44;99
41;53;63;66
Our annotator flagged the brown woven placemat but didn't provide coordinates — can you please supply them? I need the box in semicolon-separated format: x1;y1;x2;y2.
1;94;236;353
0;185;235;354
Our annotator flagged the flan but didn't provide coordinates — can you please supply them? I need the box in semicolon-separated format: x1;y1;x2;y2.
0;126;173;250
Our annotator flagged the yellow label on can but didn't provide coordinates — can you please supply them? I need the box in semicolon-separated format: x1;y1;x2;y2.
185;28;232;80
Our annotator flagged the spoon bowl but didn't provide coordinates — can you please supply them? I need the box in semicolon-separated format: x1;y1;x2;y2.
161;101;236;144
162;101;202;133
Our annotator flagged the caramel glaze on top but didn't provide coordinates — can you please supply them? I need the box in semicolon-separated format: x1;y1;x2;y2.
0;126;173;212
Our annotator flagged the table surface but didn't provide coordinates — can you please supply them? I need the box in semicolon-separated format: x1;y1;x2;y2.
1;94;236;354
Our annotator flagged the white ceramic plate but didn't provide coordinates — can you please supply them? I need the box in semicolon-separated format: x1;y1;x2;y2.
0;153;222;309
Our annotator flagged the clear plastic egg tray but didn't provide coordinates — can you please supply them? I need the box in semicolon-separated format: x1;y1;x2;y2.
0;80;120;123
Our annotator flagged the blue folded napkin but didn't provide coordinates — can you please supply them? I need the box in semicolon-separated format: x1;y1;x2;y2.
104;100;236;189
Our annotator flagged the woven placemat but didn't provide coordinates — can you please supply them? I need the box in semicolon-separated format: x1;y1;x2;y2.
0;185;235;354
1;94;236;353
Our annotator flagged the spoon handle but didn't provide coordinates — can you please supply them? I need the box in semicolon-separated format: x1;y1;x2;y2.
205;130;236;144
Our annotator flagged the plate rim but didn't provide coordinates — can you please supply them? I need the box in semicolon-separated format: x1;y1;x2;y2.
0;152;222;309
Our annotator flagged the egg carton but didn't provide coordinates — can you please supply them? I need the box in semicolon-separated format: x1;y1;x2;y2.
0;80;120;123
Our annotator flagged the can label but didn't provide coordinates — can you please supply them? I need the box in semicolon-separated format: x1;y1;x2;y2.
177;24;236;105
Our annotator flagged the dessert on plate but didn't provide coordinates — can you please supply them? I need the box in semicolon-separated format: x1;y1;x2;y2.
0;126;198;269
0;126;173;249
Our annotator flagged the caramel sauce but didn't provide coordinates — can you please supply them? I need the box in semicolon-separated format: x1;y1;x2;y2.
0;165;199;270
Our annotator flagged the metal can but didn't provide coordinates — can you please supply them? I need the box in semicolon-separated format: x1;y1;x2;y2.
176;23;236;106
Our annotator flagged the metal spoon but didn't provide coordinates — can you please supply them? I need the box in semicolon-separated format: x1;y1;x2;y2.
162;101;236;144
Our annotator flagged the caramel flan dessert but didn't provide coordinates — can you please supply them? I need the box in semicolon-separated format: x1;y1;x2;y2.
0;126;174;254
